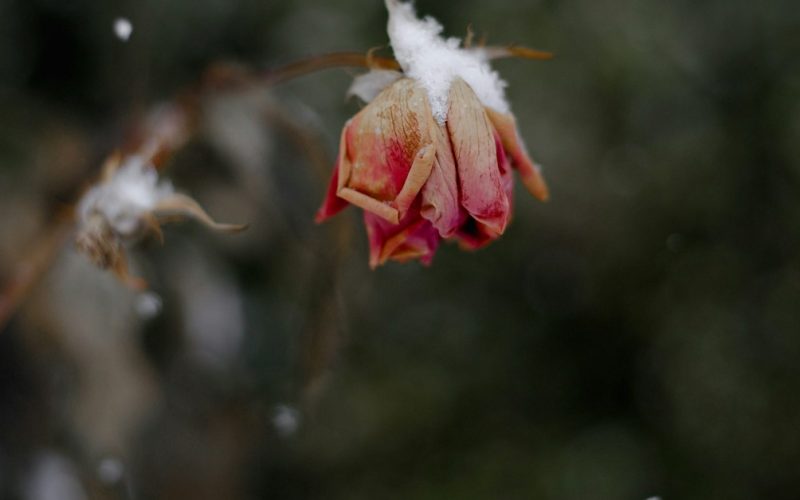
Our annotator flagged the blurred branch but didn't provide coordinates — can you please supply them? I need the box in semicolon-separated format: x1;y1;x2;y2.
0;44;551;330
0;215;73;331
0;51;390;329
261;104;332;181
260;52;401;85
202;52;401;92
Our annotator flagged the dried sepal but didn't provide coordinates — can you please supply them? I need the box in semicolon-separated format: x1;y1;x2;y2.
100;151;123;182
485;107;549;201
74;213;147;289
75;214;120;270
152;193;248;233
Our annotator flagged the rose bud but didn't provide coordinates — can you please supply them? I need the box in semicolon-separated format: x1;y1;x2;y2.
316;0;549;267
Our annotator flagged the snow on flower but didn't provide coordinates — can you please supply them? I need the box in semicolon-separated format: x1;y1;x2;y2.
78;155;174;237
317;0;550;268
385;0;510;123
76;153;245;288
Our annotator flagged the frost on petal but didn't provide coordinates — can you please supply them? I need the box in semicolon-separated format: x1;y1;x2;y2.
347;70;404;103
385;0;509;123
447;79;509;237
78;156;174;237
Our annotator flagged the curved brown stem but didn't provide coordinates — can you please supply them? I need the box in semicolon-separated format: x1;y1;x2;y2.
0;41;549;328
2;52;387;327
256;47;550;87
481;45;554;61
202;52;402;92
260;52;401;86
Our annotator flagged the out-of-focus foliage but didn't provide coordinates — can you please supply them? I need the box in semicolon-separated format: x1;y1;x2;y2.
1;0;799;499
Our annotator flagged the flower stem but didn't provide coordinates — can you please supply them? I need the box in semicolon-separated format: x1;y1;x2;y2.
482;45;554;61
260;52;401;86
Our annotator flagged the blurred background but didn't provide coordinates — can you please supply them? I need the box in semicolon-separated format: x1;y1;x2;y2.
1;0;800;498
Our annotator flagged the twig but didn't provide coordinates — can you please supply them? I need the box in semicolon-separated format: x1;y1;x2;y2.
0;45;552;330
0;51;394;330
481;45;554;61
260;52;401;86
0;215;74;331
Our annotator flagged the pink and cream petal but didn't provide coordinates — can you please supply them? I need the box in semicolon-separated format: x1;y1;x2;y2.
454;218;502;250
344;78;435;202
494;131;514;206
329;119;405;223
315;126;352;223
363;203;440;268
447;78;510;236
420;123;463;237
381;219;439;265
485;107;549;201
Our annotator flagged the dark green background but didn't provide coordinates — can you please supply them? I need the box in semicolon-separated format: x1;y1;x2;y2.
1;0;799;498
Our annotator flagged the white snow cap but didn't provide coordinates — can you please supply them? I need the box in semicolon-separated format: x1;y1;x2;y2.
385;0;510;123
78;156;174;236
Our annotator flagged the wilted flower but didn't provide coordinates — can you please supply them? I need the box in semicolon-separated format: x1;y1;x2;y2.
76;152;245;287
316;0;549;267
